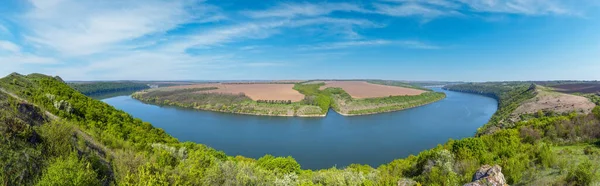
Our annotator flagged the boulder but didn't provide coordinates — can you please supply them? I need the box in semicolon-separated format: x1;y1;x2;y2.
464;165;508;186
397;178;417;186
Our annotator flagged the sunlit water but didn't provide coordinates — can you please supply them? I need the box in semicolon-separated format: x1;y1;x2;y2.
103;88;497;170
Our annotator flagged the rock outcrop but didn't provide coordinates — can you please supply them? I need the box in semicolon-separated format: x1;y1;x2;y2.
464;165;508;186
397;178;417;186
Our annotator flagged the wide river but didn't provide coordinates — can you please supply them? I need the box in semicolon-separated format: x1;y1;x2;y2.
102;88;497;170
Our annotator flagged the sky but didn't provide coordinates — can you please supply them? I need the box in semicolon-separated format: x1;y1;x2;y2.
0;0;599;81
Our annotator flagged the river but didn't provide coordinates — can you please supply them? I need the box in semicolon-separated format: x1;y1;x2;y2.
102;88;497;170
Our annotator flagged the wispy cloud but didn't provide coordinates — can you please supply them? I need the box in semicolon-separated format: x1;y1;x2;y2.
21;0;215;56
0;41;20;53
243;2;369;18
373;2;462;19
456;0;572;15
300;40;391;50
300;40;440;50
398;41;441;49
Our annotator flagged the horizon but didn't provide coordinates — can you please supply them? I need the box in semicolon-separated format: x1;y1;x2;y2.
1;0;600;81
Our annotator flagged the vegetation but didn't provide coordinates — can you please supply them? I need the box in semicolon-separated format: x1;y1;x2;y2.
134;86;323;116
69;82;150;96
293;83;445;115
367;80;432;91
338;92;446;115
3;73;600;185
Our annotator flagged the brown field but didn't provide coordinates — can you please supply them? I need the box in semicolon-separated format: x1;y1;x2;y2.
156;83;305;101
551;83;600;94
511;88;596;121
320;81;426;98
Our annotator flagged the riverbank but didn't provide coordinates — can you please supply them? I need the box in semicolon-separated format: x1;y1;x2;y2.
335;93;447;116
132;91;326;117
132;86;447;117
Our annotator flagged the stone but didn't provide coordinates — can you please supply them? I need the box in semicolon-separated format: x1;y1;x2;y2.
463;165;508;186
397;178;417;186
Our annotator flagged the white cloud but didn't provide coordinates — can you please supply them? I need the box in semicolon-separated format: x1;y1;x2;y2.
300;40;392;50
380;0;461;8
457;0;571;15
0;41;21;53
373;2;462;18
22;0;214;56
398;41;440;49
244;2;368;18
300;40;440;50
376;0;576;18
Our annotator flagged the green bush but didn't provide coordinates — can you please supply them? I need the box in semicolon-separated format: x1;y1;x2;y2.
36;153;100;186
257;155;301;174
566;160;595;185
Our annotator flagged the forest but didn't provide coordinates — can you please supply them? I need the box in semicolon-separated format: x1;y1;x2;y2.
69;82;150;96
1;73;600;185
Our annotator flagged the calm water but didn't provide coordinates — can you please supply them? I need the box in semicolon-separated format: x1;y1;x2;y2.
102;88;497;170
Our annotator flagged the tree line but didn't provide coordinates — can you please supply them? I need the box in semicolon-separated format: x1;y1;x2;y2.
256;100;292;104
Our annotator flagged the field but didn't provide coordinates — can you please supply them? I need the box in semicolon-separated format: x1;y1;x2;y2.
552;83;600;94
133;82;323;117
153;83;304;101
319;81;426;98
512;87;596;120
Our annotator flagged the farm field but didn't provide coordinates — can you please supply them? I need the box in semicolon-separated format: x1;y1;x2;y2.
153;83;304;101
133;82;324;117
551;83;600;94
319;81;426;98
511;86;596;121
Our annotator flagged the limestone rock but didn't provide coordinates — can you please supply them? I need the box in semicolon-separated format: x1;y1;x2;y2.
397;178;417;186
464;165;508;186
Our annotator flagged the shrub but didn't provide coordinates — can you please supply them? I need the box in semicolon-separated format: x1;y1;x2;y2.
36;153;100;186
257;155;301;174
566;160;594;185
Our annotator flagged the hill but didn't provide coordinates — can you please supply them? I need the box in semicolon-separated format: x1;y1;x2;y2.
1;73;600;185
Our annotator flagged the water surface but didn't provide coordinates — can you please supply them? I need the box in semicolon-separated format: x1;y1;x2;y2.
103;88;497;169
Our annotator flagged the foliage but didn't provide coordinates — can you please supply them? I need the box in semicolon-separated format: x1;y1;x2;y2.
36;153;100;186
367;80;431;91
257;155;301;174
566;160;595;185
69;82;149;96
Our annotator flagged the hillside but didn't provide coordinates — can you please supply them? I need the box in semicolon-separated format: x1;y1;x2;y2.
2;73;600;185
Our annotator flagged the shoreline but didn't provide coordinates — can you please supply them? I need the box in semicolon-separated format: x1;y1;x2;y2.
335;94;447;116
131;93;446;117
132;96;328;117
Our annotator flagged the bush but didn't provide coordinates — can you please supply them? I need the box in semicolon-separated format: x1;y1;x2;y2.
36;153;100;186
566;160;594;185
257;155;301;174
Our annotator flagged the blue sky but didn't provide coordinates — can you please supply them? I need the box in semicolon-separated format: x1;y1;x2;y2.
0;0;599;81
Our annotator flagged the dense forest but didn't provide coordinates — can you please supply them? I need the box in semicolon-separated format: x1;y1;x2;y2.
1;73;600;185
69;82;150;96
